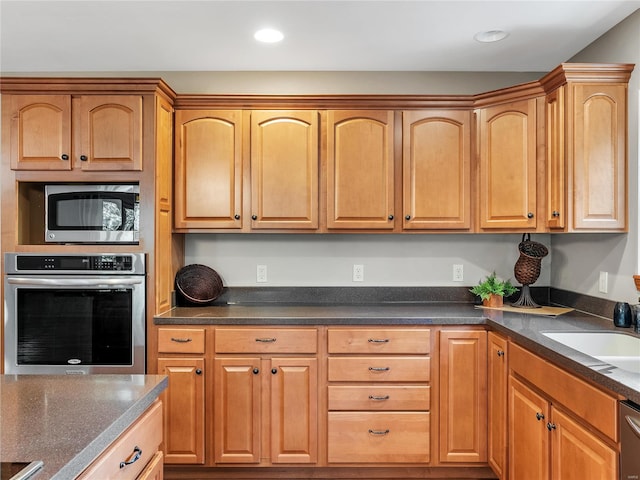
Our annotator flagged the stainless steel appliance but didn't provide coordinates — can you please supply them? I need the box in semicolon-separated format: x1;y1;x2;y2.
45;184;139;244
621;400;640;480
4;253;146;375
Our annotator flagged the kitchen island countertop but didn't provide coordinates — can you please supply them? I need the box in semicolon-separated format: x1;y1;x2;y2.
1;374;167;480
156;302;640;403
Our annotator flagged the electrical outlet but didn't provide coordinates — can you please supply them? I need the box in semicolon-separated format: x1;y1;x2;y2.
598;271;608;293
453;264;464;282
257;264;268;283
353;264;364;282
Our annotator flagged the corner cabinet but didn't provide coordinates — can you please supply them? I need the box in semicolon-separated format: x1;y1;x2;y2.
487;331;508;479
543;63;633;232
9;94;142;171
326;110;395;230
402;110;471;230
477;99;538;230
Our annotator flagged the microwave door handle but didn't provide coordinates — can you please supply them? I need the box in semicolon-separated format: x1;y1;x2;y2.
6;277;144;287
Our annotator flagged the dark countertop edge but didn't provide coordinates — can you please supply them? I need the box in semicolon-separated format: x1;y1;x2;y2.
51;375;168;480
154;304;640;404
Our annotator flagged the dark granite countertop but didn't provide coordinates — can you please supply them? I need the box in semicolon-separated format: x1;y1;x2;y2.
0;374;168;480
156;302;640;404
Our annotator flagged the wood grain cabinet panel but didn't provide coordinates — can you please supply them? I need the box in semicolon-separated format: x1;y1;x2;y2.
478;99;537;230
487;331;508;479
545;86;566;230
328;357;430;382
402;110;471;230
328;328;430;354
250;110;319;229
214;328;317;354
174;110;243;229
326;110;395;230
438;330;487;463
157;358;205;464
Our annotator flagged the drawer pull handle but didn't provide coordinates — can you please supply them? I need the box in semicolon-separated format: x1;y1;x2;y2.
368;367;390;372
255;338;277;343
368;338;390;343
368;429;390;436
119;446;142;469
171;337;192;343
368;395;390;401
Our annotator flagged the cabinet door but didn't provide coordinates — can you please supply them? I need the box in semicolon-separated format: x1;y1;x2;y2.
156;359;205;464
270;357;318;463
402;110;471;230
487;332;508;479
251;110;319;229
546;86;566;229
74;95;143;171
174;110;243;229
9;95;72;170
439;330;487;463
214;357;261;463
509;375;550;480
478;99;537;229
570;83;627;231
327;110;395;230
550;407;617;480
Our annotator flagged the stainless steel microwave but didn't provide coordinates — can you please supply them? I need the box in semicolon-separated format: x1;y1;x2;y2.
45;184;140;244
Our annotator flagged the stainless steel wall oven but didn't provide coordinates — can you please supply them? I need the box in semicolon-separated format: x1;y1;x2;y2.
4;253;146;374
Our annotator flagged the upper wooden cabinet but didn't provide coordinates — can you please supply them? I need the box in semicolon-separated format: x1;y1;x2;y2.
9;94;142;171
544;68;631;231
402;110;471;230
174;110;244;230
477;99;538;230
326;110;395;230
250;110;319;229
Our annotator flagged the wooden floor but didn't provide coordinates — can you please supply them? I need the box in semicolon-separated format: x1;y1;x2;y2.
164;466;499;480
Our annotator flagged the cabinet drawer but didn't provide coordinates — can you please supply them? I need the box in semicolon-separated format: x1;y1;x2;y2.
510;342;618;442
77;400;163;480
328;357;430;382
328;412;430;463
158;328;205;354
328;385;430;411
328;328;430;354
215;328;317;353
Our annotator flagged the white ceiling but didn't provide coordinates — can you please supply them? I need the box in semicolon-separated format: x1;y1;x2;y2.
1;0;639;73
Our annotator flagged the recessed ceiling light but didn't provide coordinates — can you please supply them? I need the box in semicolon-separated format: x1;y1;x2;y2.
254;28;284;43
474;30;509;43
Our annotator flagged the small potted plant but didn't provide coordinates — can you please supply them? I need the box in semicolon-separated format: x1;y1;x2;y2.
470;272;518;307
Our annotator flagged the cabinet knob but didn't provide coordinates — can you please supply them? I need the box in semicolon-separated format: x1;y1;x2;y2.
195;369;202;375
234;214;240;220
61;154;69;161
252;368;260;375
405;215;411;220
252;215;257;221
552;211;560;217
388;214;394;220
527;212;534;219
497;350;505;357
271;368;278;374
547;422;556;431
536;412;545;421
79;155;88;161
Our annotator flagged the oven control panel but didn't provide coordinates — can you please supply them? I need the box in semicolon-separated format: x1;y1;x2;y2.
5;253;145;274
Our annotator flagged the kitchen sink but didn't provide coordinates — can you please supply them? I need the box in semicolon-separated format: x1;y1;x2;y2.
541;331;640;374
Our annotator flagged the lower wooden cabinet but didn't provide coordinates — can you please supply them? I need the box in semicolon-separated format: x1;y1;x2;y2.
77;401;163;480
508;342;618;480
487;331;508;478
438;329;487;463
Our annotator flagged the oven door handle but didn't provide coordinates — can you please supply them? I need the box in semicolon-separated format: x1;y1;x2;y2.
6;277;144;287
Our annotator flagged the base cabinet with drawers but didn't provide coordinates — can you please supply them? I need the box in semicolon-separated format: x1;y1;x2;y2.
326;327;432;463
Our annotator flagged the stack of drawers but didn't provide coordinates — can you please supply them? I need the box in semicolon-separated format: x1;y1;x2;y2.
326;328;431;463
